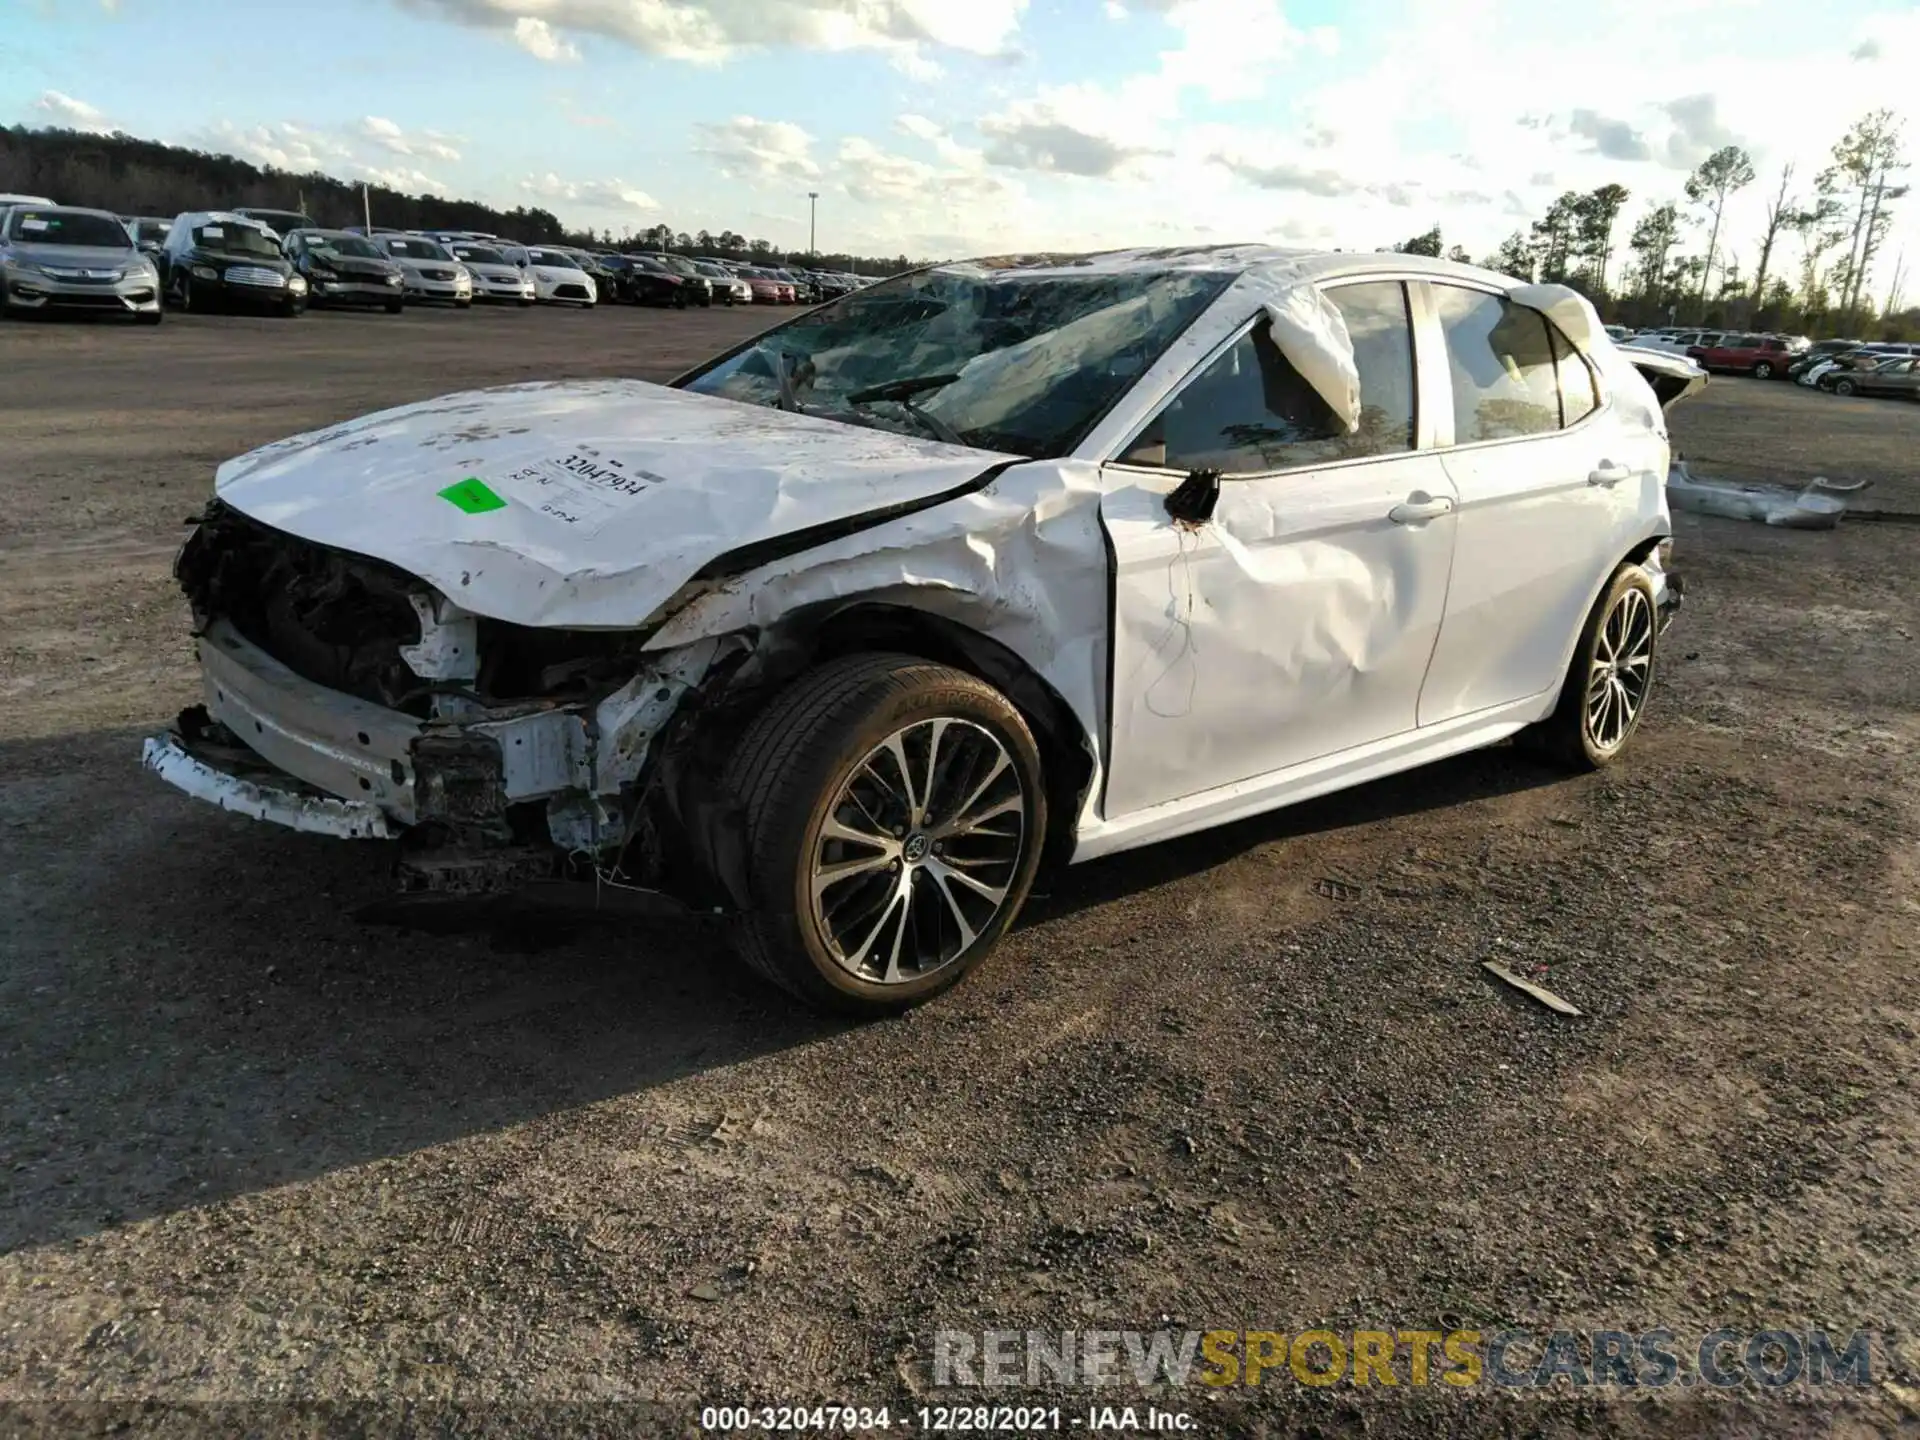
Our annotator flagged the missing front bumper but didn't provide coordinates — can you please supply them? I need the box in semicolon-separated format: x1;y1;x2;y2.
142;727;397;840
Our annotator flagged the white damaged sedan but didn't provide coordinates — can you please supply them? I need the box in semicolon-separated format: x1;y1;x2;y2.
144;247;1700;1013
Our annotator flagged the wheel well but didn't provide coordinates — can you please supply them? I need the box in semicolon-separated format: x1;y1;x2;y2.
792;603;1095;866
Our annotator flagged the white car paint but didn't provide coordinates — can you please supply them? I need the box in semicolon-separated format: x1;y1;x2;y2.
151;246;1682;875
501;245;596;307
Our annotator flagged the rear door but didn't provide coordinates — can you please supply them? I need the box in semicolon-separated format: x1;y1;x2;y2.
1417;282;1654;725
1098;279;1458;818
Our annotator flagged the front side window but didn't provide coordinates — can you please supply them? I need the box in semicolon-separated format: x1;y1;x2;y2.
1432;286;1560;442
1116;280;1416;473
679;264;1234;459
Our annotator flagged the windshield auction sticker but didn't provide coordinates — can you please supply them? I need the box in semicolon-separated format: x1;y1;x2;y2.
479;447;666;533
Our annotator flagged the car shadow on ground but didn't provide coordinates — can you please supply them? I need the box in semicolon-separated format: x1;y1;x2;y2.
0;724;1563;1254
1025;740;1566;924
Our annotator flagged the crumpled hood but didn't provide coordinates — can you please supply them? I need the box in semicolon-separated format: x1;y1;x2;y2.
213;379;1012;629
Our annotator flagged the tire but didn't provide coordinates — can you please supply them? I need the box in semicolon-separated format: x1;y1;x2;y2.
1834;377;1857;396
723;653;1047;1015
386;300;404;314
171;272;193;312
135;308;163;326
1753;361;1774;379
519;298;534;308
280;293;305;317
1524;563;1659;771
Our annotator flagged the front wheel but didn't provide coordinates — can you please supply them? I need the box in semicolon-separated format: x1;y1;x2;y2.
386;300;404;314
1524;563;1659;771
1834;377;1857;396
723;653;1047;1014
1753;361;1774;379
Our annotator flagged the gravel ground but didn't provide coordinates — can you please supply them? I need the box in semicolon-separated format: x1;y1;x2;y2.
1669;373;1920;515
2;308;1918;1437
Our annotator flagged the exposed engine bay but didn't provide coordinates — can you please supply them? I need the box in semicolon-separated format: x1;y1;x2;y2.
163;501;749;904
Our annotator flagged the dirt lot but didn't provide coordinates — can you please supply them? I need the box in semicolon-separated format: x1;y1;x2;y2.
2;308;1918;1437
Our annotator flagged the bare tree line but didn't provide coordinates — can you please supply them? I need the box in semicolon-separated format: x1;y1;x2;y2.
1388;110;1914;339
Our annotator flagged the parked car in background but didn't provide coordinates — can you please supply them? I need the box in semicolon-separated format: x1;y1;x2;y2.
691;259;752;305
124;216;173;254
503;245;596;307
1687;332;1806;379
0;204;163;323
608;254;696;307
375;234;474;307
159;212;307;316
1818;355;1920;399
1630;328;1724;356
446;241;536;305
0;192;57;208
283;229;406;312
558;248;619;303
737;266;795;303
143;247;1693;1014
633;252;716;305
231;207;316;238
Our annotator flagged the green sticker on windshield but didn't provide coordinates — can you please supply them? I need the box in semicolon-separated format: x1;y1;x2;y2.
439;476;506;514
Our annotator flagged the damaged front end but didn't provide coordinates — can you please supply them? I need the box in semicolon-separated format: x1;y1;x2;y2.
143;502;740;901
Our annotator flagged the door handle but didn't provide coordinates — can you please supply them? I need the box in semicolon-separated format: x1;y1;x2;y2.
1588;461;1632;487
1388;492;1454;525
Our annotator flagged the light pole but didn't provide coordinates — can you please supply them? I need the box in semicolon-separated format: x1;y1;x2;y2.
807;191;819;255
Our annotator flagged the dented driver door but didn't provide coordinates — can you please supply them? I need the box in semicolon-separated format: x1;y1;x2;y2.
1096;280;1458;821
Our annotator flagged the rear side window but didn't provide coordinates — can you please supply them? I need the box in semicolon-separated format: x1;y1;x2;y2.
1432;287;1559;442
1119;280;1415;474
1550;327;1599;426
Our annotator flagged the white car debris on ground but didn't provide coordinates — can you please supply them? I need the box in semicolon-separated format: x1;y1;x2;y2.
141;246;1701;1013
1666;460;1873;529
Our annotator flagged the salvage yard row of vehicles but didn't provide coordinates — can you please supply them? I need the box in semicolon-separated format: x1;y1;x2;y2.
1616;326;1920;402
0;199;872;322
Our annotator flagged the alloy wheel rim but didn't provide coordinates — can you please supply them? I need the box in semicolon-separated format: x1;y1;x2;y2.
808;717;1026;985
1585;587;1654;751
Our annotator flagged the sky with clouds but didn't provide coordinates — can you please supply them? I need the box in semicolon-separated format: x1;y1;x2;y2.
4;0;1917;293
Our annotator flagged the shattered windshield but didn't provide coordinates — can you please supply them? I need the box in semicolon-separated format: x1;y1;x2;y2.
6;210;134;247
678;264;1234;458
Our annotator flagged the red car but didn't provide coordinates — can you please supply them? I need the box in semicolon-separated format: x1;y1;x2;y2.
1686;333;1806;379
739;267;796;303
